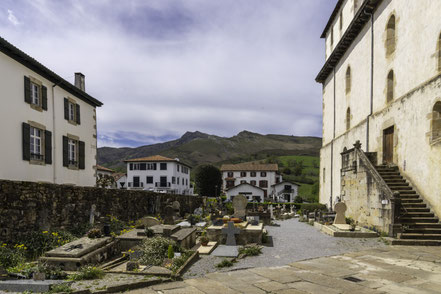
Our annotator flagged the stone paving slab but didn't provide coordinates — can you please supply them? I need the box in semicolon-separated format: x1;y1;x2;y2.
128;245;441;294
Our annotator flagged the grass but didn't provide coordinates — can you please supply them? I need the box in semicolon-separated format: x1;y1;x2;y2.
238;245;262;257
68;266;105;281
216;259;235;268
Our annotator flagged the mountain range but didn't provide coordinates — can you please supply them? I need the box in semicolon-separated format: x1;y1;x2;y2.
97;130;322;171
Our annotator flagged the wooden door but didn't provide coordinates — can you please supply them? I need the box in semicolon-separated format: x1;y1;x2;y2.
383;126;394;164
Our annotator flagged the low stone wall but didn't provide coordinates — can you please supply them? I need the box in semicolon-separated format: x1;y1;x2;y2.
0;179;204;242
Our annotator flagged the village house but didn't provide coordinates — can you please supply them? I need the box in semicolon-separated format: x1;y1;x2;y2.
124;155;193;195
0;36;103;187
113;173;127;189
270;181;299;203
220;163;281;201
96;165;115;188
225;183;265;203
317;0;441;241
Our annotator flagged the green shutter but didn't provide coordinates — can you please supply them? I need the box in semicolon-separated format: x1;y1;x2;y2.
22;123;30;161
62;136;68;167
44;130;52;164
42;86;48;110
76;104;81;125
79;141;85;169
24;76;31;104
64;98;69;120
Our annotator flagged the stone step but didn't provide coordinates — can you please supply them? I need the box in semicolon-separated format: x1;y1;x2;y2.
384;179;407;184
400;217;439;223
403;208;430;213
375;166;398;171
398;196;420;200
401;203;426;208
390;186;413;191
400;233;441;240
387;182;409;187
381;174;403;179
407;223;441;228
400;199;423;204
391;239;441;246
399;191;417;195
378;172;401;177
404;228;441;234
403;212;435;218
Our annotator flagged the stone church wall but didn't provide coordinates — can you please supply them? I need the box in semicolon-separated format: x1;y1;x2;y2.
0;179;204;242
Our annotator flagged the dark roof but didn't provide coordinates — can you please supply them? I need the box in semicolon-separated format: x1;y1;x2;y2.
320;0;345;38
316;0;383;83
221;163;278;172
226;183;265;192
0;36;103;107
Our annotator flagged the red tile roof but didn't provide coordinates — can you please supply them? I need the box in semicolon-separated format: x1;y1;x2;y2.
221;163;278;172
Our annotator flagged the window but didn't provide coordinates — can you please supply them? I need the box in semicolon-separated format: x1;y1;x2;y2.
147;163;156;170
240;180;246;184
261;172;267;177
330;27;334;47
386;15;396;56
140;163;146;170
346;107;351;131
339;12;343;31
432;102;441;141
227;172;234;178
146;176;153;184
182;166;189;174
62;136;85;169
24;76;47;111
259;180;268;188
177;177;180;185
31;83;40;106
68;139;78;166
160;163;167;170
226;180;235;188
250;180;256;186
130;163;141;170
323;168;326;183
177;165;180;172
64;98;80;125
250;172;256;177
30;127;42;160
133;176;140;188
345;66;351;94
438;33;441;72
186;179;188;186
172;176;176;184
387;70;394;103
240;171;246;177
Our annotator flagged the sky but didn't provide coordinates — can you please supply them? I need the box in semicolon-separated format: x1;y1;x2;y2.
1;0;337;147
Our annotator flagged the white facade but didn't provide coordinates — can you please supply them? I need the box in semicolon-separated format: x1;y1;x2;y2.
126;155;193;195
317;0;441;217
114;174;127;189
0;37;102;186
270;181;299;203
225;183;265;203
220;163;281;199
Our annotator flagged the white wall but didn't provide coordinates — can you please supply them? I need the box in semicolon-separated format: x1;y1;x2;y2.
226;184;264;203
0;51;97;186
127;161;192;195
271;182;298;202
222;170;281;197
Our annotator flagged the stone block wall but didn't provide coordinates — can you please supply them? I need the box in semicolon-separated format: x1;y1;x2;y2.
0;179;204;242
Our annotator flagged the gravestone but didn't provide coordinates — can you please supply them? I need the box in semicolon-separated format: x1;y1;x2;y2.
163;205;175;225
232;195;248;219
193;207;203;216
333;202;347;225
269;205;274;219
172;201;181;215
136;216;161;228
222;221;240;246
89;205;97;225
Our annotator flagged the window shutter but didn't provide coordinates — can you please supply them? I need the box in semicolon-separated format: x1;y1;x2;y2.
24;76;31;104
22;122;30;161
64;98;69;120
42;86;48;110
79;141;85;169
62;136;68;167
44;130;52;164
76;104;81;125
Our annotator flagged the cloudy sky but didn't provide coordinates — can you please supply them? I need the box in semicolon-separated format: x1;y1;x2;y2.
1;0;336;147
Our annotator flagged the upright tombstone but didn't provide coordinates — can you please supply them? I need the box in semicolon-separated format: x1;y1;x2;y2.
89;204;97;225
163;205;175;225
269;205;274;219
333;202;347;225
232;195;248;219
221;221;240;246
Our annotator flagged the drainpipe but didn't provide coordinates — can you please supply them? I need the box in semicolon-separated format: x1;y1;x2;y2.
51;83;58;184
366;10;374;152
330;67;336;210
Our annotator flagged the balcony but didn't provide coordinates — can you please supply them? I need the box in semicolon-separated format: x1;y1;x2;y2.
128;182;144;189
155;182;171;188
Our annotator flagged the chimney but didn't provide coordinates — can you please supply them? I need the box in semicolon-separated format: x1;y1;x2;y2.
74;72;85;91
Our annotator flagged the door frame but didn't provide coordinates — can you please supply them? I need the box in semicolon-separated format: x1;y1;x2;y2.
383;126;395;164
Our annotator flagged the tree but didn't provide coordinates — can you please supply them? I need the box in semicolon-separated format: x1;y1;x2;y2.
194;165;223;196
282;167;291;175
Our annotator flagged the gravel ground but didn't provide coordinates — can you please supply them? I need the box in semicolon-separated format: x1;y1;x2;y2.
183;218;387;279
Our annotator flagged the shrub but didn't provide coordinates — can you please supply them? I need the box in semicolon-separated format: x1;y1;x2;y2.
16;230;75;259
293;196;304;203
167;245;174;259
239;245;262;257
138;237;180;266
170;251;194;274
86;228;102;239
216;259;234;268
0;245;25;269
262;231;268;243
47;283;73;293
68;266;104;281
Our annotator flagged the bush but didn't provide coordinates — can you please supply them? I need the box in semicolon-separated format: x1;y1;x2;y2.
293;196;304;203
0;245;25;269
16;230;75;259
47;283;73;293
68;266;104;281
239;245;262;257
216;259;235;268
282;167;291;175
8;262;67;280
167;245;174;259
138;237;180;266
169;251;194;274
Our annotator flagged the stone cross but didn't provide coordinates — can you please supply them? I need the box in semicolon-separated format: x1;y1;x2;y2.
232;195;248;219
333;202;347;225
222;221;240;246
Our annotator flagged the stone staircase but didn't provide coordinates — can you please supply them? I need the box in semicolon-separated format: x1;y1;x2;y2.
376;165;441;246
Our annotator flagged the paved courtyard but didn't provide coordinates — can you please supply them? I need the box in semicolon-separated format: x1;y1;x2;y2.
133;245;441;293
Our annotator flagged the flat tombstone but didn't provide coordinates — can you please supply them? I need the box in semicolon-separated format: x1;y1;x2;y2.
232;195;248;218
333;202;347;225
222;221;240;246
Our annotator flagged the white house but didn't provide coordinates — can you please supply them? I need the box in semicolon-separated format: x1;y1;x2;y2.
0;36;103;186
96;165;115;188
225;183;265;203
220;163;281;199
125;155;193;195
113;173;127;189
270;181;299;203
